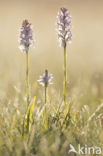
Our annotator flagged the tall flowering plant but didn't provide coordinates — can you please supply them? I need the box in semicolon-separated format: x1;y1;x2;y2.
57;8;72;115
19;19;34;111
18;20;35;134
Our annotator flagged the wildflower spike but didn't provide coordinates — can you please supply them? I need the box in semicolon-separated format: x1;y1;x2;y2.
56;7;72;116
18;20;35;134
57;7;72;47
38;70;53;88
19;19;34;52
38;70;53;129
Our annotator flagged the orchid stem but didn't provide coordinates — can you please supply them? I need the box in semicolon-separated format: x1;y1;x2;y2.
64;45;67;115
26;51;29;112
44;85;48;129
45;85;47;104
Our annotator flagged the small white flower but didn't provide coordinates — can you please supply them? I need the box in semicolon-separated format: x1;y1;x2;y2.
38;70;53;87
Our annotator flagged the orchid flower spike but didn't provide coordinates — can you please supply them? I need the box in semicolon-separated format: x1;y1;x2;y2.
57;7;72;48
19;19;34;52
38;70;53;87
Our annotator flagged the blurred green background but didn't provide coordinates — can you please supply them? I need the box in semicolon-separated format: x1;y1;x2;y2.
0;0;103;97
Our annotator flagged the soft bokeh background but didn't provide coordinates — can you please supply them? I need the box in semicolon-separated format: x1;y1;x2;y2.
0;0;103;98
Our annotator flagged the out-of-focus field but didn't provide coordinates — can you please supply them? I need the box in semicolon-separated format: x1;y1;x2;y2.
0;0;103;156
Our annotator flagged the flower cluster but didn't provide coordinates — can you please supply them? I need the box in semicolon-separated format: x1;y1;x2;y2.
38;70;53;87
57;7;72;48
19;20;34;52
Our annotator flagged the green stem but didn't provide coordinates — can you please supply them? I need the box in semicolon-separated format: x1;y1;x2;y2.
26;52;29;112
64;46;67;113
45;85;47;104
44;85;48;129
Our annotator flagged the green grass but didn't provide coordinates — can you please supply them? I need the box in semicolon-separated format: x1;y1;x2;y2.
0;74;103;156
